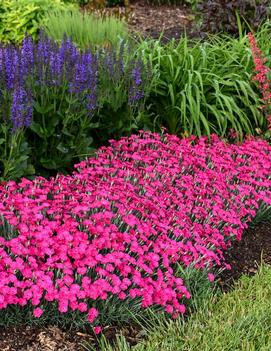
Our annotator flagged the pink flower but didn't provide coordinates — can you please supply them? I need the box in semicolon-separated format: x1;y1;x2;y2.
78;302;88;312
88;307;99;323
166;305;173;314
93;326;102;335
0;131;270;327
208;273;215;282
33;307;43;318
178;304;186;314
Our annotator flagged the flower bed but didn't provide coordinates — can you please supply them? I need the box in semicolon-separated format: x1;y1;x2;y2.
0;131;270;327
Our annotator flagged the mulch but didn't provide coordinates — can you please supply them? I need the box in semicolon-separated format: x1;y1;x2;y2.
0;325;89;351
0;323;142;351
218;222;271;291
127;1;197;42
83;0;199;43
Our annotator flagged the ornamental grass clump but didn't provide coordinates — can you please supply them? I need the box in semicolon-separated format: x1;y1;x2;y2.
140;36;265;138
0;131;270;329
42;9;128;49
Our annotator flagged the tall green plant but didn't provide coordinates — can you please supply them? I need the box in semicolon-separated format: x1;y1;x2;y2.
0;127;33;180
42;9;128;49
138;34;264;138
28;83;97;174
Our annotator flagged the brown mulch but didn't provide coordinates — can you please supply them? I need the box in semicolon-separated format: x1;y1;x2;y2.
83;0;198;42
0;222;270;350
0;322;142;350
0;325;91;351
218;222;271;291
128;1;195;41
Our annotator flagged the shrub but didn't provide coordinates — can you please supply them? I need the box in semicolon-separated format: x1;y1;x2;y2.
139;35;265;137
0;0;75;44
196;0;271;36
42;9;128;49
0;34;151;177
0;131;270;329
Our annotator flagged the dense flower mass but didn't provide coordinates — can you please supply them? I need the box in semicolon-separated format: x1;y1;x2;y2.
0;132;270;324
0;34;147;131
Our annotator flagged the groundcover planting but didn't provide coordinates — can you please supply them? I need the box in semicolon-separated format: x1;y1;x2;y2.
0;131;270;331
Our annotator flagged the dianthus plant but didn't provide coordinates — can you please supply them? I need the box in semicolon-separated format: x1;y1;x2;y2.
0;131;270;326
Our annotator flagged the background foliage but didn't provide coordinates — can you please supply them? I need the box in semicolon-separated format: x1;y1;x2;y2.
0;0;75;43
42;9;128;49
140;35;265;137
196;0;271;36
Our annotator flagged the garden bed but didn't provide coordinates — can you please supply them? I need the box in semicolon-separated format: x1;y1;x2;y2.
0;325;87;351
0;1;271;350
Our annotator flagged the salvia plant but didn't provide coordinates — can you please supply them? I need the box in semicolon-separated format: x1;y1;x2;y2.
0;34;151;177
0;131;270;331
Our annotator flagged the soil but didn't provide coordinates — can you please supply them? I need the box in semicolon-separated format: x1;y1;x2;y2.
0;325;89;351
0;321;141;351
218;222;271;291
83;0;199;43
127;1;198;42
0;221;270;350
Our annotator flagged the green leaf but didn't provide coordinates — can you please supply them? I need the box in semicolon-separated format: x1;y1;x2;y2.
40;158;58;170
56;143;69;154
88;122;100;129
46;114;59;136
25;164;35;175
34;101;54;115
30;122;45;138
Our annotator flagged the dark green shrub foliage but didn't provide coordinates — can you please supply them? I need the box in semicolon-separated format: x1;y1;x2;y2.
197;0;271;35
106;0;125;7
